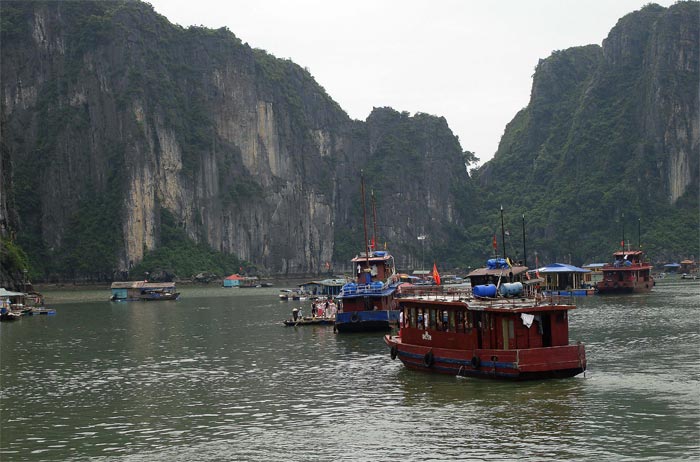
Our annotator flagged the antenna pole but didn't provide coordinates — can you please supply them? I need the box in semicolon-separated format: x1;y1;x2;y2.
522;214;527;267
638;217;641;249
500;205;507;260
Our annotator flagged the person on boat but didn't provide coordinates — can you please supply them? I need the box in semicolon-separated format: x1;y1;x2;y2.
311;304;317;318
292;308;299;322
298;307;303;320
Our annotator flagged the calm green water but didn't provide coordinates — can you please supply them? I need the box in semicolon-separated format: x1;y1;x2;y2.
1;280;698;461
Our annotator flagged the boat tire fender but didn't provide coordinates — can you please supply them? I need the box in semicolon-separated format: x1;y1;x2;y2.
471;356;481;369
390;346;398;360
351;313;359;322
423;351;434;368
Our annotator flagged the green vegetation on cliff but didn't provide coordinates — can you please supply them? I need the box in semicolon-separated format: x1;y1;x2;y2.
130;209;248;280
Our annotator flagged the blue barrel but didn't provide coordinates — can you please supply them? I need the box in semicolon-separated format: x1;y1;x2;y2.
370;281;383;291
342;282;357;295
487;259;497;269
374;251;386;257
473;284;497;298
499;282;523;297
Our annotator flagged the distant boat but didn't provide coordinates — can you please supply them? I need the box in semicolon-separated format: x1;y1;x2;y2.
335;250;402;333
596;250;654;294
334;176;402;333
110;281;180;301
384;284;587;380
278;289;309;301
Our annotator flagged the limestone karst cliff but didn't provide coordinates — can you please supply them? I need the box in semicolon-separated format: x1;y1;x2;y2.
1;1;697;281
472;1;698;263
0;0;469;279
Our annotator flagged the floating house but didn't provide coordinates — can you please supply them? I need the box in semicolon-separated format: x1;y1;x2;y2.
679;260;697;274
298;278;348;298
223;274;245;288
582;263;606;287
110;281;179;301
530;263;593;296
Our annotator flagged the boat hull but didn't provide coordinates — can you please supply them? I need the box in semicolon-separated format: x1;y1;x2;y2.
335;310;399;333
596;282;652;294
139;292;180;301
543;288;596;296
384;335;586;381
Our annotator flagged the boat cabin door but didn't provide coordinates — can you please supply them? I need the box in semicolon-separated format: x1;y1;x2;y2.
542;314;552;347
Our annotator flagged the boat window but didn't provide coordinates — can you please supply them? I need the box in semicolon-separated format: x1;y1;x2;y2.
449;310;456;332
417;308;424;330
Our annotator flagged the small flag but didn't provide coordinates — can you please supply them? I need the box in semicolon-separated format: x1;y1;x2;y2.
432;262;441;286
621;240;624;248
492;235;498;250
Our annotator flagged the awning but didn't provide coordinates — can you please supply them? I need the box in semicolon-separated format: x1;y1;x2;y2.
529;263;590;273
0;288;27;297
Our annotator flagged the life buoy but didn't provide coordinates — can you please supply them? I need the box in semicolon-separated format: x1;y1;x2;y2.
423;351;434;367
471;356;481;369
390;346;398;360
351;313;359;322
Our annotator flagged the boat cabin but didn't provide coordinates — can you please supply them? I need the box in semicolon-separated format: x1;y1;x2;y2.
466;259;529;287
110;281;177;301
351;251;396;284
399;298;573;351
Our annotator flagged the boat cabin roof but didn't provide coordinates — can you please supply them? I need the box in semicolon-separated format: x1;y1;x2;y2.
351;251;393;263
466;265;528;278
399;296;576;315
111;281;175;289
613;250;643;257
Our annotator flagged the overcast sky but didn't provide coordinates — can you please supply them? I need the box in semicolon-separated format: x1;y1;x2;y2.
147;0;676;165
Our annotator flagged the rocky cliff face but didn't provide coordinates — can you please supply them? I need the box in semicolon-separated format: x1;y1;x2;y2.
474;2;698;262
0;0;469;278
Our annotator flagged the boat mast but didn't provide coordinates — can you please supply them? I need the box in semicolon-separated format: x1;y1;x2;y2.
500;205;507;260
522;214;527;267
371;189;378;252
360;171;370;270
621;213;625;251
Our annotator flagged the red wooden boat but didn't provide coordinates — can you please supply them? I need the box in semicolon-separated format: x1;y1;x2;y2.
596;250;654;294
384;285;586;380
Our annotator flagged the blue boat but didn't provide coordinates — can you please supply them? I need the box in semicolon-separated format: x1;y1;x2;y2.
335;250;402;333
334;176;402;333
